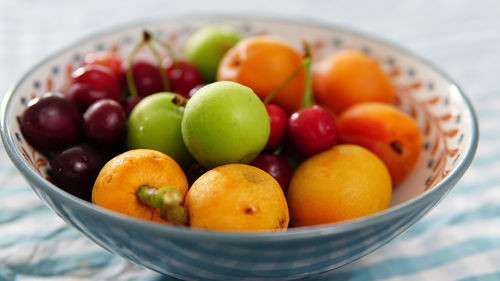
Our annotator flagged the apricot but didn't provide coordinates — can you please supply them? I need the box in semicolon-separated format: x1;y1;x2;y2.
185;164;289;232
217;35;305;114
287;144;392;227
337;102;422;185
92;149;188;223
312;49;396;115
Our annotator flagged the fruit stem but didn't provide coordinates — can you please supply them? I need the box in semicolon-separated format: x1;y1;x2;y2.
135;185;188;225
263;61;305;105
146;39;171;92
172;94;188;107
140;30;171;92
152;37;178;63
300;40;313;109
125;38;146;98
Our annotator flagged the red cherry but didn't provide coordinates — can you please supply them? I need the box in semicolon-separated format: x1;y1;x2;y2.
123;96;143;117
164;58;203;98
69;65;121;111
287;105;337;156
265;104;288;150
83;51;123;76
120;61;165;97
187;84;205;98
83;99;126;146
251;154;291;192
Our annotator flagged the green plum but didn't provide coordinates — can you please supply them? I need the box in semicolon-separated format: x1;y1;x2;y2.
183;25;242;83
182;81;270;169
126;92;194;169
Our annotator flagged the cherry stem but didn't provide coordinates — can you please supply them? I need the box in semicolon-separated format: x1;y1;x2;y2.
125;30;172;98
263;62;305;104
146;39;171;92
263;40;313;106
300;40;313;109
300;57;312;109
135;185;188;225
152;37;177;63
125;38;145;98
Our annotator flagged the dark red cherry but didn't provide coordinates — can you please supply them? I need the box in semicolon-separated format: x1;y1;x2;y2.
124;61;165;97
83;99;126;146
287;105;337;157
251;154;291;192
20;92;81;151
50;144;104;201
164;58;203;98
69;64;121;111
265;104;288;150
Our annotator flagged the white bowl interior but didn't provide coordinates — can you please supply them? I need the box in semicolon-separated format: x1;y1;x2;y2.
4;16;476;217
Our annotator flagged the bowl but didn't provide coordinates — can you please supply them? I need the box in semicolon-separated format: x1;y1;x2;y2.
0;15;478;280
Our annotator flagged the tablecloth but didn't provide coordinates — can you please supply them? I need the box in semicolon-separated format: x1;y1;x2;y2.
0;0;498;280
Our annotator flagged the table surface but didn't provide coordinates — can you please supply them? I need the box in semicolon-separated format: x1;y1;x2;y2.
0;0;498;280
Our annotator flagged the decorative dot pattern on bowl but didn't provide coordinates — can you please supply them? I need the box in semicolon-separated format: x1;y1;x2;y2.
1;16;478;280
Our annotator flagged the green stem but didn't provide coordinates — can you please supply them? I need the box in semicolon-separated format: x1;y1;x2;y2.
146;39;171;92
263;62;305;104
136;185;188;225
125;39;145;98
152;37;177;62
300;56;313;109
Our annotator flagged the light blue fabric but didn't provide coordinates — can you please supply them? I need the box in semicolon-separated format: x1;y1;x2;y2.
0;0;498;280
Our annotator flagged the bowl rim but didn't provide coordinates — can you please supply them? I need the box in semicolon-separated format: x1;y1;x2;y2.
0;13;479;244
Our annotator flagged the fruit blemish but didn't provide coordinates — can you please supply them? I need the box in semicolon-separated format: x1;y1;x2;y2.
20;24;423;231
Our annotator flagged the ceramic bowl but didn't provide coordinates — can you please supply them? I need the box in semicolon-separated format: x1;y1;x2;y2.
0;16;478;280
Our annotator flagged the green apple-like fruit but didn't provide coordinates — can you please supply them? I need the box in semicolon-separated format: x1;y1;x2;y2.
182;81;270;169
183;25;242;83
126;92;194;169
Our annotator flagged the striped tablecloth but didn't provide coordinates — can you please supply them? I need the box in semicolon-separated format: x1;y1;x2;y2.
1;0;498;280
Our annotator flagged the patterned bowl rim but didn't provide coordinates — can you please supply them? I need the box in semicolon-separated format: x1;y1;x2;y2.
0;14;479;244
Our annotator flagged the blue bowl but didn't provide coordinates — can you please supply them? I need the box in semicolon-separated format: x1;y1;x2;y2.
1;16;478;280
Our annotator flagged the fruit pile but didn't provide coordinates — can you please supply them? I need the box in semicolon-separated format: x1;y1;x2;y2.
20;25;422;232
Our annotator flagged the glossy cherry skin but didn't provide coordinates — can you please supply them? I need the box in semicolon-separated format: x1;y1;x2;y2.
287;105;338;157
69;64;121;112
20;92;81;151
49;144;104;201
187;84;205;98
265;104;288;150
164;58;203;97
83;51;123;76
83;99;126;146
123;61;165;97
251;154;292;193
123;96;143;117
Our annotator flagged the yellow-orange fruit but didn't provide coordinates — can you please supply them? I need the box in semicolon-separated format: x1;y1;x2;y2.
337;102;423;185
217;35;305;114
185;164;289;231
92;149;188;223
312;49;396;115
287;144;392;227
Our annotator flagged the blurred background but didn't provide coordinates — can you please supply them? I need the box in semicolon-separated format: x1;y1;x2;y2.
0;0;498;280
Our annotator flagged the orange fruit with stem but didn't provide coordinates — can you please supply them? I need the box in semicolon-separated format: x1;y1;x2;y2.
287;144;392;227
217;35;305;114
185;164;289;232
92;149;189;224
312;49;396;115
337;102;422;186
